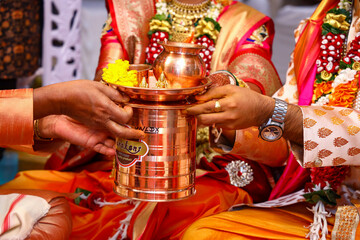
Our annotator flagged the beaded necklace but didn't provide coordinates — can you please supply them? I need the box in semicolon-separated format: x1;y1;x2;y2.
145;0;224;75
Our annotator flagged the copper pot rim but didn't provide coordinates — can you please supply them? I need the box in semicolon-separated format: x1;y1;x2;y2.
160;41;206;50
106;78;212;102
129;64;152;72
126;101;196;109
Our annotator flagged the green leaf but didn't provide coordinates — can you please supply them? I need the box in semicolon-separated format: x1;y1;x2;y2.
74;188;92;205
153;14;168;21
315;79;324;84
322;23;345;35
204;17;222;32
311;194;321;203
339;61;348;69
324;189;341;205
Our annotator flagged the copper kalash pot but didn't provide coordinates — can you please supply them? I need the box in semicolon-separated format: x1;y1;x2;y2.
111;42;209;202
153;42;206;88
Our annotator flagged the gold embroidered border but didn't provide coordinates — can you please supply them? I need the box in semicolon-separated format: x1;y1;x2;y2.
228;52;281;96
112;0;154;63
332;205;359;240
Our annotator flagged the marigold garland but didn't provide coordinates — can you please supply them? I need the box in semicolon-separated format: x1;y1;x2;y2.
308;0;356;201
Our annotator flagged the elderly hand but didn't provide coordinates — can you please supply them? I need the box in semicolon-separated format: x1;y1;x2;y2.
34;80;144;140
186;85;274;129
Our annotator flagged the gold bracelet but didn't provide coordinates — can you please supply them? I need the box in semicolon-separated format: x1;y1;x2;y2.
34;119;53;141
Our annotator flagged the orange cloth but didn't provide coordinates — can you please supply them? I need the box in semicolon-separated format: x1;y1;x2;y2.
183;202;360;240
183;203;336;240
0;170;252;239
0;89;33;146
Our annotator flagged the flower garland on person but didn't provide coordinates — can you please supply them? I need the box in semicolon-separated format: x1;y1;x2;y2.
145;0;224;75
304;0;358;238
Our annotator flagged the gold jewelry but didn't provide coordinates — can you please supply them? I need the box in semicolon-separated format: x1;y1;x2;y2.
34;119;53;141
168;0;211;42
170;0;211;19
214;100;221;113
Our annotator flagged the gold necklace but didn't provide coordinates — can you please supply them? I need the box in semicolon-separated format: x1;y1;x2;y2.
168;0;211;42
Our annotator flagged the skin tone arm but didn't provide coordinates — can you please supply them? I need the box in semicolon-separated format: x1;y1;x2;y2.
31;80;145;156
186;85;304;145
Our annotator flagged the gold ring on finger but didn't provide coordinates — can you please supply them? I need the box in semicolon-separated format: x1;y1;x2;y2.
214;100;221;113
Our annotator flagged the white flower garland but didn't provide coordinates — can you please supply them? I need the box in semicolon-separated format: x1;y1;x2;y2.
155;1;168;16
305;184;332;240
332;68;357;88
338;0;352;11
206;2;222;21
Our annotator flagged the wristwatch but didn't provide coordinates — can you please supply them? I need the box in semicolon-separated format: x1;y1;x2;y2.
258;98;288;142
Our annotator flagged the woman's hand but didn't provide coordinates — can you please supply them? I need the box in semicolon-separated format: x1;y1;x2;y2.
186;85;274;129
34;80;145;140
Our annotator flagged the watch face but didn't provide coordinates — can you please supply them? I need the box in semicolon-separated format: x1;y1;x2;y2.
260;125;283;142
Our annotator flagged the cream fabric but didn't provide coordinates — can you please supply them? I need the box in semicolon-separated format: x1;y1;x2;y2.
0;194;50;240
301;106;360;167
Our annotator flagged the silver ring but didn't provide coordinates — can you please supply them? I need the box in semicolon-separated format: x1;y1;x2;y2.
214;100;221;113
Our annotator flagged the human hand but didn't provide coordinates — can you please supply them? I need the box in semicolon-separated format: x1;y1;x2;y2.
186;85;274;130
34;80;145;140
38;115;117;156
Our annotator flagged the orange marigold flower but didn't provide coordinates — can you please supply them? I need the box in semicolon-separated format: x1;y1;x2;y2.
328;80;358;107
313;81;333;100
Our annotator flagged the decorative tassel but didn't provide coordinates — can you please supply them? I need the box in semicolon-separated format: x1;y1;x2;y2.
109;201;141;240
93;198;132;208
305;200;332;240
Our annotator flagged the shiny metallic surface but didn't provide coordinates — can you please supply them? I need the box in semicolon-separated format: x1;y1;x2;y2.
114;101;197;201
129;64;152;86
108;78;211;102
153;42;206;89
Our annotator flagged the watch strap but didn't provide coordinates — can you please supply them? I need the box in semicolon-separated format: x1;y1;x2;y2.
271;98;288;124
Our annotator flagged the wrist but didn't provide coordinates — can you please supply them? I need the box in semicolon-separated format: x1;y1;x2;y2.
258;98;288;142
256;96;275;127
33;85;63;119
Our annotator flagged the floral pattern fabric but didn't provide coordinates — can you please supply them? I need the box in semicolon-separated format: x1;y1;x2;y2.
301;105;360;167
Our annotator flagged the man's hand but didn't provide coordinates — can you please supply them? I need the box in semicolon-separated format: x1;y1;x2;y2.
38;115;144;156
186;85;303;145
186;85;274;129
34;80;145;140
